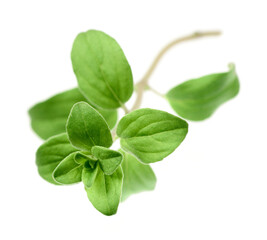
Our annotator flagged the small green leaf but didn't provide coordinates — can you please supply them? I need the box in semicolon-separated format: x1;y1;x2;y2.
120;150;156;201
66;102;113;151
166;64;240;121
71;30;133;109
74;151;96;165
29;88;118;140
92;146;123;175
117;108;188;164
85;166;123;216
36;133;78;184
53;152;83;184
82;161;98;188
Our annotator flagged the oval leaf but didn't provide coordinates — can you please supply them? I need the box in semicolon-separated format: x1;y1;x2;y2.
116;108;188;163
53;152;83;185
85;166;123;216
66;102;113;151
92;146;123;175
29;88;117;139
120;150;156;201
36;133;78;184
166;64;240;121
82;161;98;188
71;30;133;109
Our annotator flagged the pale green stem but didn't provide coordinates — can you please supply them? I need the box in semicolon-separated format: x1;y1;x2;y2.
131;30;221;112
147;85;166;99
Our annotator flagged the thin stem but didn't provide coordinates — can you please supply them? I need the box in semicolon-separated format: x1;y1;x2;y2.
121;103;130;114
147;85;166;98
131;30;221;111
112;129;118;142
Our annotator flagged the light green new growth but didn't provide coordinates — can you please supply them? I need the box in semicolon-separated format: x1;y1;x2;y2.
66;102;113;151
30;29;240;216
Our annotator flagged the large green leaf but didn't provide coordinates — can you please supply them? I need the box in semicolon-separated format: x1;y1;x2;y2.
53;152;83;185
66;102;113;151
71;30;133;109
29;88;117;140
36;133;78;184
92;146;123;175
117;108;188;163
166;64;240;121
85;166;123;216
120;150;156;201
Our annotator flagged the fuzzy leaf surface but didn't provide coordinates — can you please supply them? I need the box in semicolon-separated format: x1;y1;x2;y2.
117;108;188;163
53;152;83;184
66;102;112;151
166;64;240;121
85;166;123;216
92;146;123;175
71;30;133;109
82;161;98;188
36;133;78;184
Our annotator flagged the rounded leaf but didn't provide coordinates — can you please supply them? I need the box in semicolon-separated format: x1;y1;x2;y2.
117;108;188;163
66;102;113;151
71;30;133;109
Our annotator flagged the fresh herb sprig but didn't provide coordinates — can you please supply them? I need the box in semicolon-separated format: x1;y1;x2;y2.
29;29;239;215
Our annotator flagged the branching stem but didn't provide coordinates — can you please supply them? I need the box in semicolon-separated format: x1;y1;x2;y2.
115;30;221;141
130;30;221;111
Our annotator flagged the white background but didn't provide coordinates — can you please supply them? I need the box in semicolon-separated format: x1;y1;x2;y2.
1;0;267;239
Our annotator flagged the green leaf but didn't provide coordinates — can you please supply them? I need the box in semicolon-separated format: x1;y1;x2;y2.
98;108;118;131
36;133;78;184
166;64;240;121
92;146;123;175
117;108;188;164
74;151;96;165
82;161;98;188
85;166;123;216
120;150;156;201
66;102;113;151
71;30;133;109
52;152;83;184
29;88;118;140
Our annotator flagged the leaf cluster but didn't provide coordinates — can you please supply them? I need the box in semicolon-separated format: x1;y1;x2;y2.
29;30;239;215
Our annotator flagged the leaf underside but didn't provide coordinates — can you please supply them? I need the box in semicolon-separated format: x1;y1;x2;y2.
120;150;156;201
166;64;240;121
